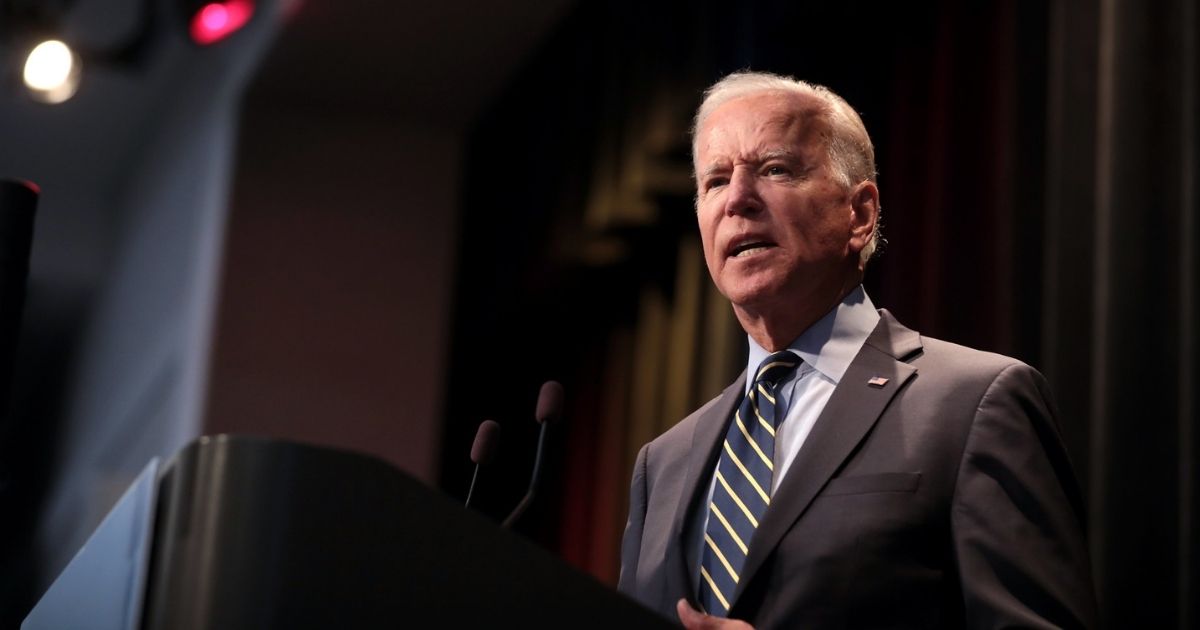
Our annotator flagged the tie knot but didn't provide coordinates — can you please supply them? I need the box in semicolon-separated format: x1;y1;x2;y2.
753;351;801;387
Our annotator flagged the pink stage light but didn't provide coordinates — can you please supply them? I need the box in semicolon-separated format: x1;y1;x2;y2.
189;0;255;46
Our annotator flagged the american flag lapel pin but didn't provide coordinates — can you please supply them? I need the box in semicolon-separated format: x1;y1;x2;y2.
867;376;889;388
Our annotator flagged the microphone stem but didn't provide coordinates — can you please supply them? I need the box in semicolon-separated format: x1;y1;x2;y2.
465;463;482;509
501;420;549;528
528;419;548;495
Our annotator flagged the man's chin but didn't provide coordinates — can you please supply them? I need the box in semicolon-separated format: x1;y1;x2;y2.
718;271;788;305
724;287;788;315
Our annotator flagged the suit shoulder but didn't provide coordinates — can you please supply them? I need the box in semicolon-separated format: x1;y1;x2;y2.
913;335;1041;383
875;310;1042;385
899;335;1055;417
649;387;727;447
641;381;738;467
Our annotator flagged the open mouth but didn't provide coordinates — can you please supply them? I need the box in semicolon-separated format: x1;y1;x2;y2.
729;241;775;258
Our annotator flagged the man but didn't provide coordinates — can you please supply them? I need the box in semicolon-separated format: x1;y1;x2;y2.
617;72;1097;629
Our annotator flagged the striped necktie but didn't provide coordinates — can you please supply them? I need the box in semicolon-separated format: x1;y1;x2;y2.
698;350;801;616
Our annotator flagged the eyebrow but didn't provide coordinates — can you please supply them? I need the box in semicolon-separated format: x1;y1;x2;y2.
699;163;728;180
699;148;800;179
760;149;798;162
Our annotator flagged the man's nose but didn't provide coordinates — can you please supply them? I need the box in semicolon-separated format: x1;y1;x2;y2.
724;169;763;217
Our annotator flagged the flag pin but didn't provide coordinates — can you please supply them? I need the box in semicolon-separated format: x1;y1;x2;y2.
867;376;889;388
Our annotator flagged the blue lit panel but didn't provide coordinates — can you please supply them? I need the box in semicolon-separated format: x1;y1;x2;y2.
23;458;159;630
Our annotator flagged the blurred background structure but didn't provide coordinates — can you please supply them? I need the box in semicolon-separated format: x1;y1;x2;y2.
0;0;1196;627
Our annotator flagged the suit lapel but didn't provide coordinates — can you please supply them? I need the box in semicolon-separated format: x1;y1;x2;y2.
664;373;746;605
730;311;922;607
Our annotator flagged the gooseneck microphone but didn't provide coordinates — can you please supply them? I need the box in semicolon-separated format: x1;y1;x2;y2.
501;381;563;529
464;419;500;509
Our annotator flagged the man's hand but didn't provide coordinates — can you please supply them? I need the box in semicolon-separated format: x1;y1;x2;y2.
676;599;755;629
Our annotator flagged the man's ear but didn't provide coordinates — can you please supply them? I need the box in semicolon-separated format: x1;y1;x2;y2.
848;181;880;251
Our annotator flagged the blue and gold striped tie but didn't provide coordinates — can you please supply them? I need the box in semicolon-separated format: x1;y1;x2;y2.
698;350;801;616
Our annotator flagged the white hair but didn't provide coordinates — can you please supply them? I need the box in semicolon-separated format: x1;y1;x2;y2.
692;71;883;263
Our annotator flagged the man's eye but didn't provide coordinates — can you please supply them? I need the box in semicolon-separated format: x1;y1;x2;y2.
765;165;790;176
706;177;729;190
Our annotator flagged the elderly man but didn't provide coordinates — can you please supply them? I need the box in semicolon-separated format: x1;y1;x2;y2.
617;72;1097;629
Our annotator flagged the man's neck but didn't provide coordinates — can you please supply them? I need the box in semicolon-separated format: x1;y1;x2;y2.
734;276;861;352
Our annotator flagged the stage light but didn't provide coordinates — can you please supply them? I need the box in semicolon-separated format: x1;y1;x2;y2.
22;40;81;104
189;0;255;46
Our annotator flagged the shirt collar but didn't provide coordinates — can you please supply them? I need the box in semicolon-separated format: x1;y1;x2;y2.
745;285;880;393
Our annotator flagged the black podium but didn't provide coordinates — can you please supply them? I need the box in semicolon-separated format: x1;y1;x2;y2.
25;435;671;629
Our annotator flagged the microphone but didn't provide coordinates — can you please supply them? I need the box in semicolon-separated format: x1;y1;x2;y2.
464;419;500;509
0;179;37;416
501;381;563;529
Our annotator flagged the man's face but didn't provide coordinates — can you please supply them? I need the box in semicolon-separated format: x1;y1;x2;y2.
694;92;864;314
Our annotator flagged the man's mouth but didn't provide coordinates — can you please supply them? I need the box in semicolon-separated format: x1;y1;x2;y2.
729;240;776;258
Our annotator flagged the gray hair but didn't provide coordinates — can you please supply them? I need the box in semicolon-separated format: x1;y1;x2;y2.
691;71;883;263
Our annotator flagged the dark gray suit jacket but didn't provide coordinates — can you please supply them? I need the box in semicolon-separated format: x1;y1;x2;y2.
617;311;1097;629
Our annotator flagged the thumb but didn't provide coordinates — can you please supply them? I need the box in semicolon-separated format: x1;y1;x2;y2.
676;598;755;630
676;599;712;628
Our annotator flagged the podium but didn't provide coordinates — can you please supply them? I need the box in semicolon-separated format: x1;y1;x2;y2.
24;435;671;629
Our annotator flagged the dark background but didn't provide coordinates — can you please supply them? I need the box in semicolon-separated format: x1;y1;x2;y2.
1;0;1196;627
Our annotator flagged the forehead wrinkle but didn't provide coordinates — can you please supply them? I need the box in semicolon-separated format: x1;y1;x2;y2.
693;90;824;147
695;96;821;175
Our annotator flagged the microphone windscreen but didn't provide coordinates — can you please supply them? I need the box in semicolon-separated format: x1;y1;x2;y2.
470;420;500;465
535;381;564;424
